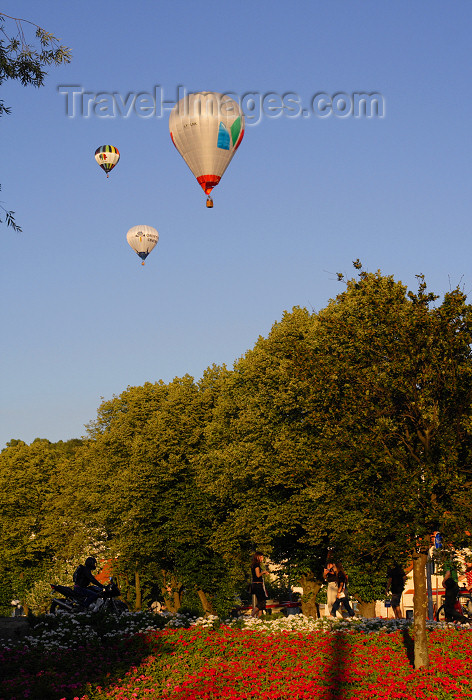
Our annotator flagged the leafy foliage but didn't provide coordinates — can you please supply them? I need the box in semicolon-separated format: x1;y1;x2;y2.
0;12;71;231
301;267;472;569
2;265;472;650
0;438;85;610
0;185;21;232
0;12;71;114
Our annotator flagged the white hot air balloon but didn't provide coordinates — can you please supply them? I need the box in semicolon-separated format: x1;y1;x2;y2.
169;92;244;207
126;225;159;266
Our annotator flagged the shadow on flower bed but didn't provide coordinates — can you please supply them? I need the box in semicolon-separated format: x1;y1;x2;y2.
401;628;415;667
0;611;175;700
327;630;349;698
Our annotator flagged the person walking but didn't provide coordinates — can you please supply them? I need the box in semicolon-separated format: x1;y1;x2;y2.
330;562;355;618
323;552;339;617
250;552;269;618
386;562;407;619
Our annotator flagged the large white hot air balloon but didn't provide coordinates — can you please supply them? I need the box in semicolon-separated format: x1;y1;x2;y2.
169;92;244;207
126;225;159;266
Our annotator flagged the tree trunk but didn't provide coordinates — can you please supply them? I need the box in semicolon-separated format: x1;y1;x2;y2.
299;572;322;617
122;574;132;605
413;548;429;670
357;600;376;618
161;570;182;613
135;568;142;611
197;589;215;615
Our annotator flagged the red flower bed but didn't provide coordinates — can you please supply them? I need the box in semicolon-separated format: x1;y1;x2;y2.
139;628;472;700
1;627;472;699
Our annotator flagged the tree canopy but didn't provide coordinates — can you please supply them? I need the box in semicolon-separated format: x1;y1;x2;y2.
2;263;472;666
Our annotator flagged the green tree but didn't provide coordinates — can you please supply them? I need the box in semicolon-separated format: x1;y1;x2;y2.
0;12;71;230
72;371;238;616
302;264;472;668
199;307;333;615
69;381;168;608
0;438;83;612
198;266;472;663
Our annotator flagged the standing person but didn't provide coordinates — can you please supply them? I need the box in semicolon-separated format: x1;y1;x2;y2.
442;569;468;623
464;562;472;593
323;552;338;617
250;552;268;619
386;562;407;619
442;557;459;584
330;562;355;618
463;562;472;614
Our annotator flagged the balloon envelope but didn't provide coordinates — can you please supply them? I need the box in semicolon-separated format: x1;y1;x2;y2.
169;92;244;196
95;145;120;177
126;225;159;263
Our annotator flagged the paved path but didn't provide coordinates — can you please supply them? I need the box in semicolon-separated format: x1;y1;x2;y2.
0;617;29;641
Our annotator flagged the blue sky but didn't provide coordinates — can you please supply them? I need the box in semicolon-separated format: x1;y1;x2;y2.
1;1;471;448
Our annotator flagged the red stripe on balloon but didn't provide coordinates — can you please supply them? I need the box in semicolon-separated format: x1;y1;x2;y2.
234;129;244;151
197;174;221;195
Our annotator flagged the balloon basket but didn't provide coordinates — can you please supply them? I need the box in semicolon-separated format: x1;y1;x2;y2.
206;196;214;209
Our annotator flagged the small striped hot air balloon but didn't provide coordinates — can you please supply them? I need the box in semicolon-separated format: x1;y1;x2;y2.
126;225;159;266
94;145;120;178
169;92;244;207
